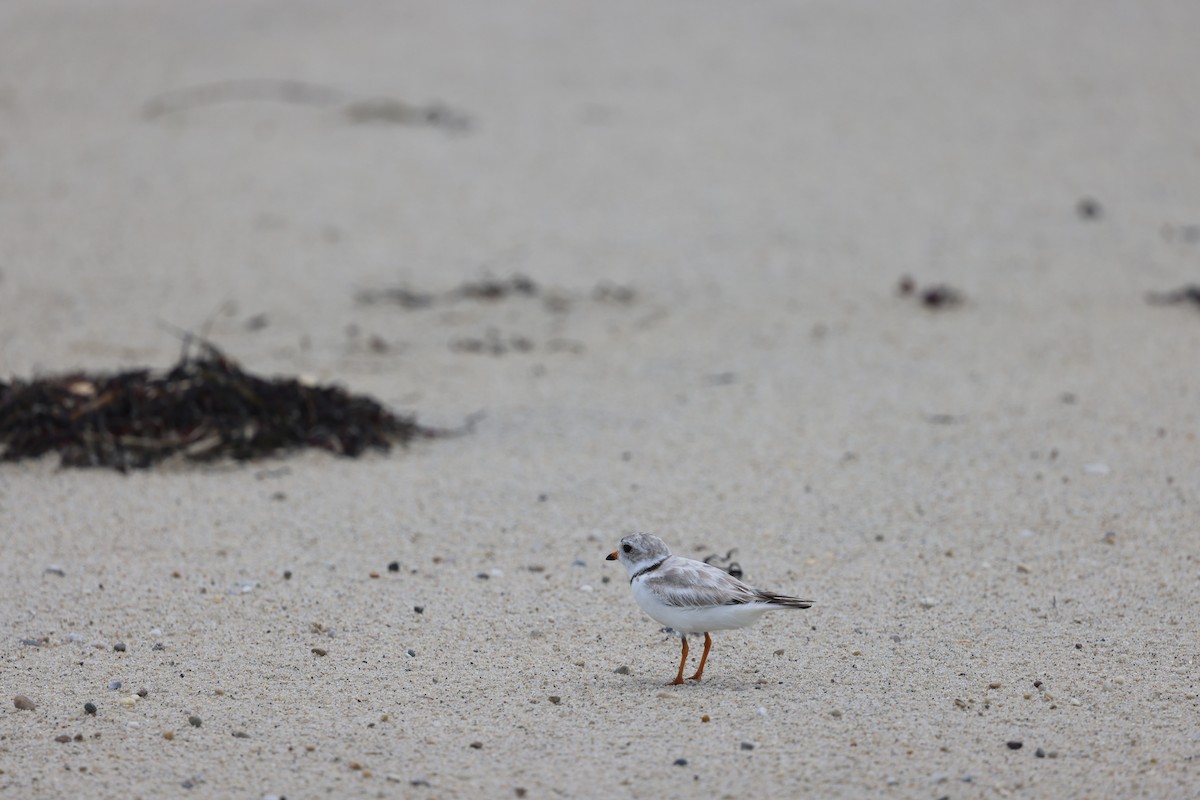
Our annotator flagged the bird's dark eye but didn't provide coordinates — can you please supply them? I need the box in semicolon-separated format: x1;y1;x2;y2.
622;544;632;553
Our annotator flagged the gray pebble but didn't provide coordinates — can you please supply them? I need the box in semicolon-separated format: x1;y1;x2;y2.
469;741;483;750
114;642;126;652
44;565;66;577
55;734;72;743
108;680;122;690
673;758;688;767
84;702;97;715
614;665;631;675
232;731;249;738
13;694;36;711
20;639;40;647
740;742;755;751
137;688;148;698
1035;747;1046;758
407;648;417;657
413;606;425;614
188;715;202;727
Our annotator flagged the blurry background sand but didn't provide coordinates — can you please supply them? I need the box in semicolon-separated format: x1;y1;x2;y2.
2;1;1199;797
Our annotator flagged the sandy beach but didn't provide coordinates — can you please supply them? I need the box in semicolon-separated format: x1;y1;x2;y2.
3;1;1199;797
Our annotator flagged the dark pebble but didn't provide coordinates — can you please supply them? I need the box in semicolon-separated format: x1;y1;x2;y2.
548;696;561;705
188;715;202;727
601;576;610;584
740;742;755;751
614;666;631;675
476;573;490;580
1006;741;1023;750
84;702;97;715
55;734;72;743
114;642;126;652
470;741;483;750
1036;747;1046;758
312;647;328;657
14;694;36;711
20;638;40;647
407;648;417;657
283;570;292;580
1076;197;1102;220
1075;643;1083;650
137;688;148;698
516;789;527;798
388;561;400;572
1034;680;1043;689
414;606;425;614
153;642;165;651
181;780;194;789
411;779;431;788
232;731;249;738
673;758;688;767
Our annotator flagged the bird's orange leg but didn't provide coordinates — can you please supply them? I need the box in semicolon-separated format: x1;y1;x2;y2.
669;636;689;685
687;633;713;682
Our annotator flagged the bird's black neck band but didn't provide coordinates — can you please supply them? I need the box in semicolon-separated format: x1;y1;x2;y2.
631;557;668;583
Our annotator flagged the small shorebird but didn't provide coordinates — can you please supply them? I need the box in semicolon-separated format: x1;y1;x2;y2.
606;532;812;685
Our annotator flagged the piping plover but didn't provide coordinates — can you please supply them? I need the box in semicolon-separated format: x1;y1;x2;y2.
606;532;812;685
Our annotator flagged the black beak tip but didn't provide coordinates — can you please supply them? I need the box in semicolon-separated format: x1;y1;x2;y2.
605;553;617;561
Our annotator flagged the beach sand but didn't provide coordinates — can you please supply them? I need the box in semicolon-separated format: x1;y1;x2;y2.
2;1;1199;797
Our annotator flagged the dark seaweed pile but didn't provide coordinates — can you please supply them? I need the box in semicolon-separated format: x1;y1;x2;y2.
0;342;436;471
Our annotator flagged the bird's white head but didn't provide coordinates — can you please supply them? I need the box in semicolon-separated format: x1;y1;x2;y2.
606;532;671;577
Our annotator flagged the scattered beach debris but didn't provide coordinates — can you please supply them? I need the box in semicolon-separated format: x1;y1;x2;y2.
356;274;634;313
1146;284;1200;310
701;549;743;579
142;78;471;131
1076;197;1102;220
897;276;965;310
0;339;443;471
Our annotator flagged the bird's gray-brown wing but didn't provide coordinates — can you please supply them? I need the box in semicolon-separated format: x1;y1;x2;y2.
641;559;762;608
643;558;814;609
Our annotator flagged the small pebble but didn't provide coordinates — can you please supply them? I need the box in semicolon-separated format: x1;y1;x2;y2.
20;638;40;647
84;702;97;715
830;709;843;718
188;715;202;727
476;573;490;580
571;559;586;567
988;681;1002;689
312;648;328;657
388;561;400;572
886;776;899;786
114;642;126;652
369;572;380;579
109;680;122;690
55;734;72;743
45;564;67;576
232;731;249;738
407;648;417;657
137;688;148;698
163;730;175;740
579;584;593;592
1035;747;1046;758
673;758;688;767
740;742;755;751
470;741;483;750
757;706;768;716
119;696;137;709
153;642;165;651
14;694;36;711
614;666;631;675
548;696;561;705
283;570;292;580
920;597;938;609
413;606;425;614
700;715;710;723
1006;741;1023;750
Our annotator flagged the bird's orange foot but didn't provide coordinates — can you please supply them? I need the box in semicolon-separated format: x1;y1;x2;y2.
666;677;685;686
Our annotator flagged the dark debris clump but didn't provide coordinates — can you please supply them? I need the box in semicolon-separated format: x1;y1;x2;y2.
0;341;440;471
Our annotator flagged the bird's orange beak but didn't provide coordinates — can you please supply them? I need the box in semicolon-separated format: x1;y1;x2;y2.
606;551;618;561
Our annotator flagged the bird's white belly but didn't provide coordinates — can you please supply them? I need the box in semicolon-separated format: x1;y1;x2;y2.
631;579;770;634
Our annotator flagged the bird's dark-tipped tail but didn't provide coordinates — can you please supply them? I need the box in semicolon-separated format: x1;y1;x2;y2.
758;592;813;609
